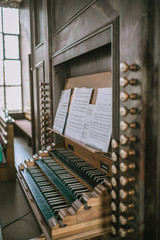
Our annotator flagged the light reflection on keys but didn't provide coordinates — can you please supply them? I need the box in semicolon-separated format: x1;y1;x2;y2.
28;166;69;215
44;158;90;198
53;148;109;185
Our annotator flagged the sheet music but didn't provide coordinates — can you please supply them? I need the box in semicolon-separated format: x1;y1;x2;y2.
81;104;95;143
53;89;71;134
86;88;112;152
65;88;93;141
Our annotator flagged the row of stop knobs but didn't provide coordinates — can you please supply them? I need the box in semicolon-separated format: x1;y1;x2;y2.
111;62;139;238
111;139;135;238
40;82;51;150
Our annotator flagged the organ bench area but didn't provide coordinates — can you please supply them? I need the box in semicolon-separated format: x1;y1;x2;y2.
17;72;113;240
0;109;16;181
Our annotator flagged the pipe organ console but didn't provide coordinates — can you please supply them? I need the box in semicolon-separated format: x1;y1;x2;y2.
18;65;143;239
18;72;114;240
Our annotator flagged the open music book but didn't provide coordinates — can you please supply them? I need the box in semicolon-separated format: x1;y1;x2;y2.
53;87;112;153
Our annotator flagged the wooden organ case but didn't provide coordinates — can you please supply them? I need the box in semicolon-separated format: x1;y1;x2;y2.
17;71;117;240
18;0;160;239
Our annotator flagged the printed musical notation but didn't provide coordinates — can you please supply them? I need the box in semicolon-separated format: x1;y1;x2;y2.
53;89;71;134
81;104;95;143
65;88;93;141
53;87;112;153
86;88;112;152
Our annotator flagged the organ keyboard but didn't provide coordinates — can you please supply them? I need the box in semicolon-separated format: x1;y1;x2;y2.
18;145;112;240
18;73;113;239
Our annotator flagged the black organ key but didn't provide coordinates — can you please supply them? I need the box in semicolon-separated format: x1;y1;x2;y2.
33;177;47;182
47;197;64;203
44;192;60;198
51;149;109;187
43;157;90;199
27;166;71;216
62;178;78;182
52;205;68;213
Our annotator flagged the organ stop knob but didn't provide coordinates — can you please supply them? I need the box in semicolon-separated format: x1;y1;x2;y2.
120;176;135;186
119;202;135;212
120;91;129;102
111;165;118;174
111;139;119;149
111;214;117;223
119;227;134;238
119;215;134;225
111;152;118;162
120;91;138;102
120;120;138;131
120;134;137;145
111;190;117;199
120;121;128;131
120;162;136;172
111;226;117;235
119;189;135;199
111;202;117;211
120;106;128;116
120;149;136;159
120;134;128;145
120;62;137;73
120;77;138;87
111;177;117;187
120;106;138;116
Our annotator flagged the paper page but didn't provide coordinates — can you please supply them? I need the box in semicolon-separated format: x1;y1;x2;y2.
81;104;95;143
86;88;112;152
53;89;71;134
65;88;93;141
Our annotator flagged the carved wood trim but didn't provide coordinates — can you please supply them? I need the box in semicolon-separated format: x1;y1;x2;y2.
53;24;111;58
52;22;112;66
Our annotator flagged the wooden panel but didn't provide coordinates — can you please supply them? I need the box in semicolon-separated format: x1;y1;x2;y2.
28;0;52;153
65;71;112;104
67;44;111;78
34;61;45;151
34;44;44;66
52;0;115;55
51;217;111;240
52;25;111;66
34;0;44;46
15;119;32;138
54;0;92;32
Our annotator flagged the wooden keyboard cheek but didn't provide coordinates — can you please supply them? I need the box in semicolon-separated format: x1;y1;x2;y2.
77;194;111;223
51;217;111;240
